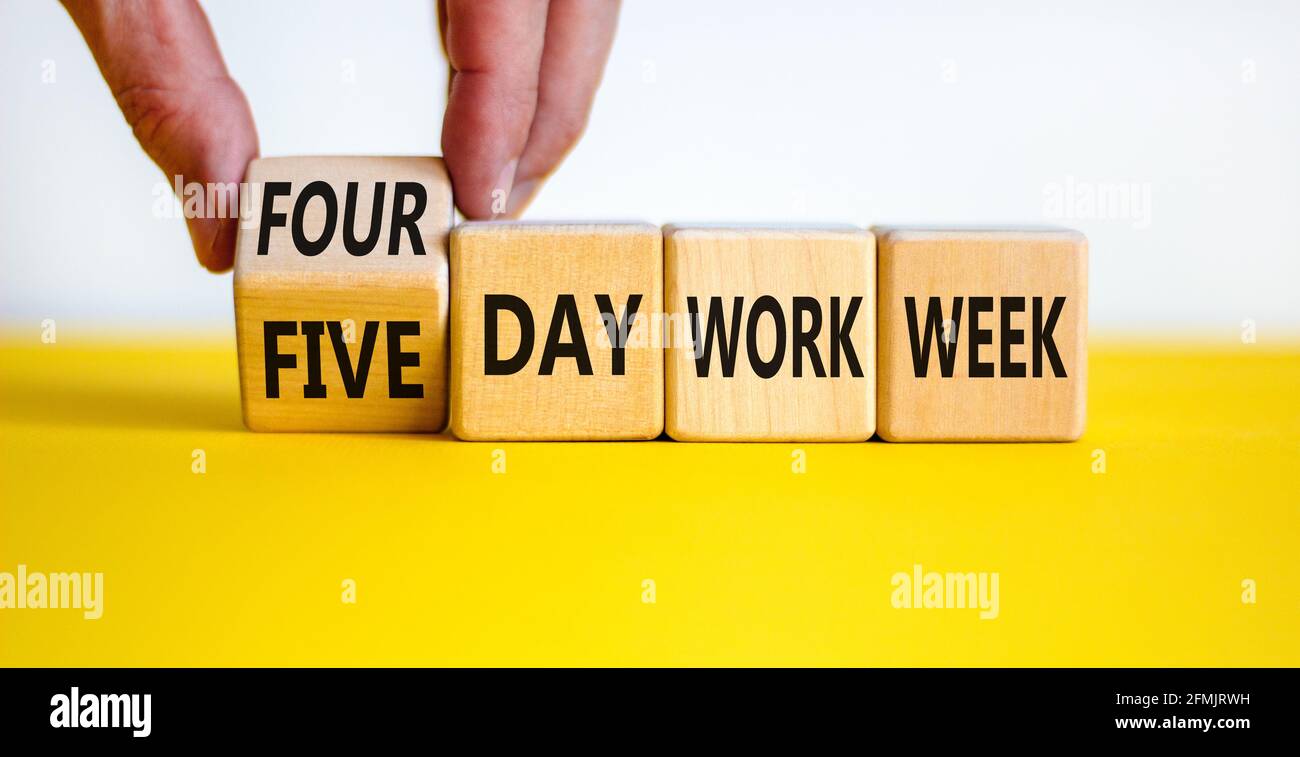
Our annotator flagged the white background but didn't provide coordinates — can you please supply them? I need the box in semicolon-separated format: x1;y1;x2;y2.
2;0;1296;335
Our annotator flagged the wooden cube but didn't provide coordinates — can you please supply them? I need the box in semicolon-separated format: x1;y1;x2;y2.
234;156;453;432
664;225;876;441
875;227;1088;441
449;223;663;440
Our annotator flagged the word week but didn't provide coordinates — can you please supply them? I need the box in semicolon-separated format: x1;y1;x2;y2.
904;296;1068;378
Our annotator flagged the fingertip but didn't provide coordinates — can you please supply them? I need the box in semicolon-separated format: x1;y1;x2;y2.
440;0;548;219
441;74;527;219
188;216;235;273
504;176;541;217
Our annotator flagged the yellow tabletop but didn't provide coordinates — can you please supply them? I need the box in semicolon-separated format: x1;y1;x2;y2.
2;334;1297;666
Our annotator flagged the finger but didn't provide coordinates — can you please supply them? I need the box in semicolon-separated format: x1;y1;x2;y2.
439;0;550;219
507;0;619;216
61;0;258;272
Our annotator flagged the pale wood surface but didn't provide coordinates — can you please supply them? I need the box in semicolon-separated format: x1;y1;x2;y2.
875;227;1088;441
664;225;876;441
234;156;453;431
449;222;664;440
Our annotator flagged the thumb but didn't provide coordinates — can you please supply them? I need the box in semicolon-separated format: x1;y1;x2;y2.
63;0;258;272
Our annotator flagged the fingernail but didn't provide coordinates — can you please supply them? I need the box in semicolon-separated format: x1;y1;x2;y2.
491;159;518;218
505;178;540;218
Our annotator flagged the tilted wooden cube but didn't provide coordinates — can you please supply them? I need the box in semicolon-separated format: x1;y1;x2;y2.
449;222;663;440
875;227;1088;441
664;225;876;441
234;156;453;431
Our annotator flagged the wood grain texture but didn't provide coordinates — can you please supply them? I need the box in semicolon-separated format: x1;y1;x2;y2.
665;225;876;441
449;222;663;441
875;227;1088;442
234;156;453;432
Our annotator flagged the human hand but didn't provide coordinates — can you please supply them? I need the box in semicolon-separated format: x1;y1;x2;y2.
62;0;619;272
438;0;619;219
62;0;258;272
